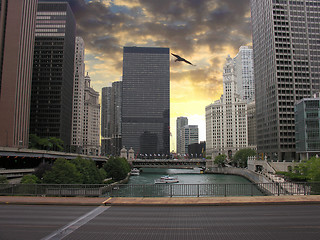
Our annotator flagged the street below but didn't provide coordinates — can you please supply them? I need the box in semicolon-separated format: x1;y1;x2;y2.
1;204;320;240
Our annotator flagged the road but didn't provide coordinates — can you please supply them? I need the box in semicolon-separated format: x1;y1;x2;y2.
1;204;320;240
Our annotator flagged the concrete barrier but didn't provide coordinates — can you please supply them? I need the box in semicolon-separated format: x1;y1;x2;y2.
206;167;272;184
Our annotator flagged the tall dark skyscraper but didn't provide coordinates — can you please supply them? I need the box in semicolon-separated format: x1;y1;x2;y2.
122;47;170;155
30;0;76;149
0;0;38;148
251;0;320;160
101;81;122;156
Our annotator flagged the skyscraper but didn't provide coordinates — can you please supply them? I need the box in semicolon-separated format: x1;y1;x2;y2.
83;73;100;155
206;56;247;159
122;47;170;155
251;0;320;160
71;36;85;153
181;125;199;155
0;0;38;148
101;81;122;156
295;97;320;160
176;117;188;154
234;46;255;101
30;1;76;150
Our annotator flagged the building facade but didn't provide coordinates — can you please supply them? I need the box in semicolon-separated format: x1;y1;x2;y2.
176;117;188;154
188;141;206;158
101;81;122;156
234;46;255;101
181;125;199;156
30;1;76;150
101;87;112;155
295;97;320;160
251;0;320;161
247;100;257;148
0;0;38;148
206;56;248;159
83;73;100;155
122;47;170;155
71;36;85;153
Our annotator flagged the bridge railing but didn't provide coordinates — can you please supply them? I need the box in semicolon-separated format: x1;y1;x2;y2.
0;182;319;197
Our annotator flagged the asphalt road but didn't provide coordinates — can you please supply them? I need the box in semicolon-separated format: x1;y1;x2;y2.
1;204;320;240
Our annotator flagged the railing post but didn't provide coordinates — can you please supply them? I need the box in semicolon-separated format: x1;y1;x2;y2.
304;182;306;195
197;184;200;197
251;184;254;196
277;183;280;196
224;184;227;197
170;184;172;197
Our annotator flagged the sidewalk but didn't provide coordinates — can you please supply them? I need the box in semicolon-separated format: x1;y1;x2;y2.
1;195;320;206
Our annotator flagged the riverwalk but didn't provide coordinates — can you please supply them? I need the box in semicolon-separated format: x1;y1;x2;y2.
1;195;320;206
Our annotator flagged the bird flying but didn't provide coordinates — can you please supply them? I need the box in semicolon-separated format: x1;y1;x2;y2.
171;53;196;66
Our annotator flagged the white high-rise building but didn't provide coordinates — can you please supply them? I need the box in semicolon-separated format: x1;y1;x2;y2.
71;37;85;153
206;56;248;159
234;46;255;101
176;117;188;154
181;125;198;155
83;73;100;156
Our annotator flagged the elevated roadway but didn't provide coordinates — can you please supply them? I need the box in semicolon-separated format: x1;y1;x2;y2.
0;147;107;162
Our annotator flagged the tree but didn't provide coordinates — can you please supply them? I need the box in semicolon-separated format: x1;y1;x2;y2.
43;158;82;184
34;162;52;180
0;175;8;184
298;157;320;182
70;157;104;184
214;154;227;167
48;137;64;151
29;134;64;151
103;157;130;181
21;175;39;184
233;149;256;168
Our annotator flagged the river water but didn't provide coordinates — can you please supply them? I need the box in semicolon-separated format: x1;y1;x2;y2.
108;168;265;197
128;168;253;185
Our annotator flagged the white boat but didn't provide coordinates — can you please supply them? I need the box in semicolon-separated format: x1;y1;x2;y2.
154;176;179;184
130;168;140;176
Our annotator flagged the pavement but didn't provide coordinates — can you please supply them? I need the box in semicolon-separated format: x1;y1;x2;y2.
1;195;320;206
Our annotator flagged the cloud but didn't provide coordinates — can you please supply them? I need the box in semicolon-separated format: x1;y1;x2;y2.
66;0;252;147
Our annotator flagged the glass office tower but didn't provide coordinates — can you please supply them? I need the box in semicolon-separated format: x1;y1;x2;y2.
251;0;320;160
122;47;170;156
30;1;76;150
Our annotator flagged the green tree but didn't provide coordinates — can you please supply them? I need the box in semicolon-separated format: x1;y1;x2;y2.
43;158;82;184
214;154;227;167
103;157;130;181
29;134;41;149
0;175;8;184
21;175;39;184
29;134;64;151
298;157;320;181
49;137;64;151
34;162;52;180
233;149;256;168
71;157;103;184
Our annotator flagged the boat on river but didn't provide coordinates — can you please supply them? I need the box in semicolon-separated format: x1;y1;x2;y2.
154;176;179;184
130;168;140;176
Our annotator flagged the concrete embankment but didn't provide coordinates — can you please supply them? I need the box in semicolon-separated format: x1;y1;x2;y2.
206;167;272;184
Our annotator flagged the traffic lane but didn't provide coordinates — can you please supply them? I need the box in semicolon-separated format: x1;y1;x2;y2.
64;205;320;240
0;205;96;240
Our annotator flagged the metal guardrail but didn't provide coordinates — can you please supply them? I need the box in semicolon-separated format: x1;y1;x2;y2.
0;182;319;197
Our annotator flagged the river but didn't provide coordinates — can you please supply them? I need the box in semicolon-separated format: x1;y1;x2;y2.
128;168;253;185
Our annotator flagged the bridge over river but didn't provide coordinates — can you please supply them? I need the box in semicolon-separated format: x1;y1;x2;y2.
130;158;207;169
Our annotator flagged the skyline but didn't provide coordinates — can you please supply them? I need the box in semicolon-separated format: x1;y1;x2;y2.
67;0;252;151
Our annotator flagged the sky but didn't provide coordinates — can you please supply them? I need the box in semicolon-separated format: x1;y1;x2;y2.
67;0;252;151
